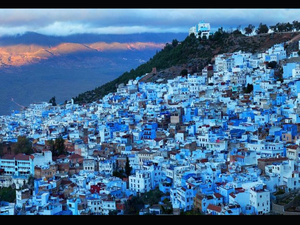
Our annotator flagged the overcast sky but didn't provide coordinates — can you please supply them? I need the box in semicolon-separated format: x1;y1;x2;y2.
0;8;299;36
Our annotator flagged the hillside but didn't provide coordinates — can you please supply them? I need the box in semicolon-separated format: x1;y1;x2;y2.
73;31;300;104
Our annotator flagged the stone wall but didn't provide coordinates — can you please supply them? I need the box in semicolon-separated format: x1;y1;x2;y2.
271;188;300;215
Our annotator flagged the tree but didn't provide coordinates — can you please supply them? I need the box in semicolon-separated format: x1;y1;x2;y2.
47;139;55;152
124;188;165;215
244;83;253;93
0;187;16;203
285;22;293;32
14;136;33;155
49;96;57;106
256;23;269;34
160;198;173;214
232;28;242;36
141;187;164;206
274;22;286;32
180;209;203;215
124;195;144;215
201;35;208;41
0;142;4;157
212;27;226;41
171;39;179;47
269;24;277;33
180;69;188;77
267;61;277;69
54;136;66;156
293;20;300;31
113;168;125;179
275;65;284;83
244;24;255;36
47;136;66;157
125;156;132;177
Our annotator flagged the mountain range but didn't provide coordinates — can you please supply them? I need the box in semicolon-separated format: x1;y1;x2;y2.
0;31;187;115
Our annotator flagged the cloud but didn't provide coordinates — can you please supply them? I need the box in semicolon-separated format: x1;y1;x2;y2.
33;22;186;36
0;8;299;36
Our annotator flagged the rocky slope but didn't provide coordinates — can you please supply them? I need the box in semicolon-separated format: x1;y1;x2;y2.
73;31;300;104
143;31;300;83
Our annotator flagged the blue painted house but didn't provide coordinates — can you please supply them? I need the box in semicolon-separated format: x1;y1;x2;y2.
182;106;198;122
240;108;255;121
142;122;158;140
276;93;287;106
283;62;297;79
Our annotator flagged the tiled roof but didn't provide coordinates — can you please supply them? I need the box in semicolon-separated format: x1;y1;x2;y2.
1;154;15;160
213;192;223;199
68;154;83;159
1;153;32;161
207;204;222;213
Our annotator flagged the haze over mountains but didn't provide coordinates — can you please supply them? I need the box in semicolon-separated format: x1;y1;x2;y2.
0;32;173;67
0;31;187;115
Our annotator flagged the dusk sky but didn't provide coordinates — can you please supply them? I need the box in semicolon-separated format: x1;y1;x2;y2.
0;8;299;36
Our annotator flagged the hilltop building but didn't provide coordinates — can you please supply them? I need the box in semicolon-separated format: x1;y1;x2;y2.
189;21;211;39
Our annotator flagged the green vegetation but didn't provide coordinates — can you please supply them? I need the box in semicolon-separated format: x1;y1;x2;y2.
180;209;204;215
73;34;201;104
113;156;132;179
14;136;34;155
244;24;255;36
72;30;227;104
0;136;34;156
256;23;269;34
46;136;66;157
73;21;300;105
125;156;132;178
124;187;169;215
0;187;16;203
243;83;254;94
49;96;57;106
140;187;164;206
0;142;4;157
124;194;144;215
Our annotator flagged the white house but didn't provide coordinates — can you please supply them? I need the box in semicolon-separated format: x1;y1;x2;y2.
0;153;34;177
98;159;114;176
101;196;117;215
292;63;300;79
189;21;211;39
128;170;151;194
86;194;101;215
170;186;195;211
32;150;52;167
142;162;165;189
265;159;300;191
249;183;270;215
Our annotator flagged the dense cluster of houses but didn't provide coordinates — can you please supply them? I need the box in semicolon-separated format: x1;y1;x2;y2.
1;39;300;215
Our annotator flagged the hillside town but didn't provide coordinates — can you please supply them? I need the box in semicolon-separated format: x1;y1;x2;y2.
1;34;300;215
